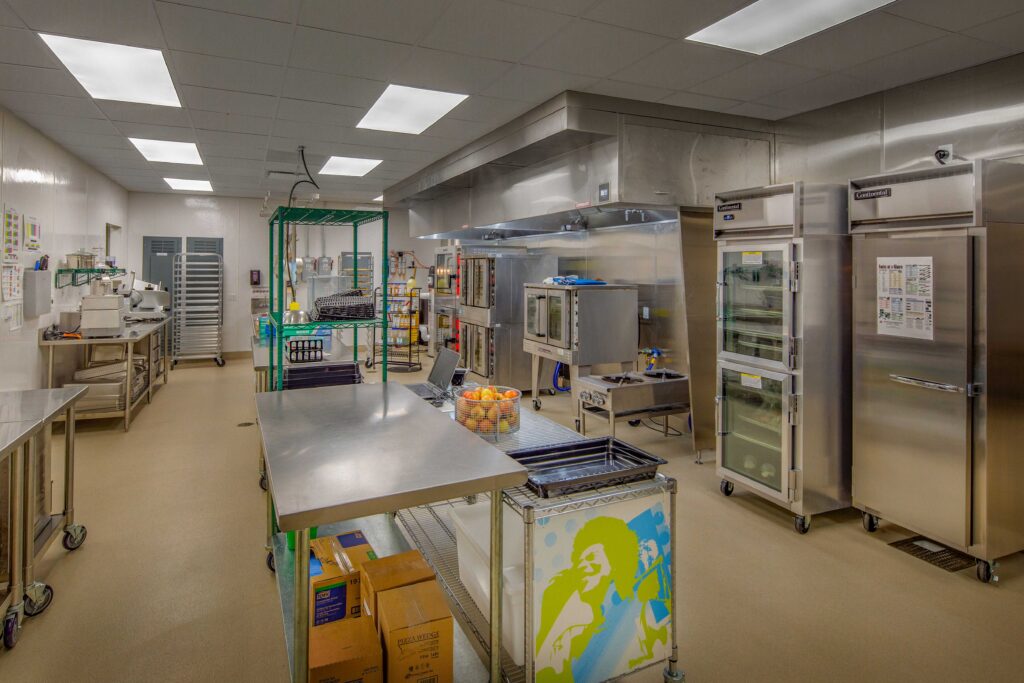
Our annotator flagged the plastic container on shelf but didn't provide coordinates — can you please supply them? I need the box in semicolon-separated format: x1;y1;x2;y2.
454;385;521;439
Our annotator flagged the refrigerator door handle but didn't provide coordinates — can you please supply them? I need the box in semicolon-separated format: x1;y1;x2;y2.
715;395;727;436
889;374;965;394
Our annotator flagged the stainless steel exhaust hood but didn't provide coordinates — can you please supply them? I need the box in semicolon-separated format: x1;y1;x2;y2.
388;91;775;240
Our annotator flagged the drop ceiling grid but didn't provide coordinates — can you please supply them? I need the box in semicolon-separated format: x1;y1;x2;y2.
0;0;1021;196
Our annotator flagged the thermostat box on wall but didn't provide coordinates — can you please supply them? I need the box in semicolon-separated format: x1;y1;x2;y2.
23;269;52;318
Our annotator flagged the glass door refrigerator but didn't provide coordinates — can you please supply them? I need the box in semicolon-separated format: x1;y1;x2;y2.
713;182;851;534
849;161;1024;583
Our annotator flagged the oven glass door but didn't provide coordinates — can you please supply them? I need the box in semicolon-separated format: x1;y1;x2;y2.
524;288;548;344
718;244;792;370
468;258;493;309
467;323;492;378
546;290;570;349
459;258;471;307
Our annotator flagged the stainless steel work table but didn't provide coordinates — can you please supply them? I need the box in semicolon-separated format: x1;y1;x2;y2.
38;316;172;431
256;382;527;683
0;387;88;649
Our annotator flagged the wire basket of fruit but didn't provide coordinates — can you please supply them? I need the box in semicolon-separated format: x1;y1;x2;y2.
454;384;521;439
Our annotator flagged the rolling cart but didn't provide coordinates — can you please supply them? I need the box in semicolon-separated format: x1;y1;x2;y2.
173;252;225;366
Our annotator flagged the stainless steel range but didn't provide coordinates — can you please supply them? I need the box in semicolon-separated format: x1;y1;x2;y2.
576;369;690;437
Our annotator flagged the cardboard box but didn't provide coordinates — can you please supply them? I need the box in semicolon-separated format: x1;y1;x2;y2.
310;530;377;627
309;616;383;683
377;580;453;683
360;550;435;626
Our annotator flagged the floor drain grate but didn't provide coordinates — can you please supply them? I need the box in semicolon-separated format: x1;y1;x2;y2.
889;536;976;572
237;422;255;427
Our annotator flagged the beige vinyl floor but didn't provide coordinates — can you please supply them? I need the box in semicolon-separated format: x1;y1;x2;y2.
2;357;1023;682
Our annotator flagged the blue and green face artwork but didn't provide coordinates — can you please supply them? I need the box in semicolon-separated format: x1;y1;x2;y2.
534;497;672;682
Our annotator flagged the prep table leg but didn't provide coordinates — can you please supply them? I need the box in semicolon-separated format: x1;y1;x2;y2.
489;488;504;682
4;443;26;645
663;479;684;682
62;406;86;550
22;438;51;615
531;353;540;404
293;528;310;683
47;347;54;389
125;341;133;432
164;322;171;379
147;332;154;404
610;410;616;439
579;400;587;436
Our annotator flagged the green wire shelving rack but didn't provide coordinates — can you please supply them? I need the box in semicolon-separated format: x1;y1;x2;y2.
267;207;389;391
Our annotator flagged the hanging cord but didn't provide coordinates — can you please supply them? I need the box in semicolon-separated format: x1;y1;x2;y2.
287;146;320;208
552;361;571;392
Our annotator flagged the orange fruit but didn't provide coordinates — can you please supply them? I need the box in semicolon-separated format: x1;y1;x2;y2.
478;418;494;433
503;389;518;399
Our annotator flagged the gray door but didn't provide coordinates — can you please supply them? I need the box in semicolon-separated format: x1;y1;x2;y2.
852;233;972;547
143;236;182;308
186;236;224;256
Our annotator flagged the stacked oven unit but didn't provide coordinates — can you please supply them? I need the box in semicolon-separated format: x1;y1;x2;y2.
848;161;1024;583
458;252;555;389
713;182;851;534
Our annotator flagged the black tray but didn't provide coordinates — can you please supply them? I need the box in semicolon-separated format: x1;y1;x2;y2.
282;361;362;390
506;437;666;498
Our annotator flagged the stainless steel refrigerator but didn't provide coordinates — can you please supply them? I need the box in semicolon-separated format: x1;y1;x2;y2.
713;182;851;534
849;160;1024;582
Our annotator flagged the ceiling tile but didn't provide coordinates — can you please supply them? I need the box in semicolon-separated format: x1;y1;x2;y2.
390;48;512;94
581;80;672;102
190;109;274;135
0;91;103;119
182;85;279;117
0;3;25;27
481;65;597;102
165;0;299;23
584;0;753;39
170;52;284;96
281;69;384;108
727;101;797;121
756;73;880;113
267;136;437;163
19;112;120;135
884;0;1024;32
842;34;1012;91
197;141;266;160
0;27;60;67
195;129;267;149
48;130;133;150
206;155;269;172
421;0;572;62
447;95;531;124
276;98;365;126
503;0;600;15
154;2;290;65
296;0;447;45
964;10;1024;51
420;117;495;142
0;63;84;97
288;27;412;81
769;12;948;72
522;19;669;78
689;59;825;102
659;90;742;113
6;0;164;47
111;121;195;141
610;39;751;90
97;101;193;126
65;147;154;167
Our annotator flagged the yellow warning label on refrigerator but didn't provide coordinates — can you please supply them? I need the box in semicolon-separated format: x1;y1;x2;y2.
740;373;763;389
742;251;763;265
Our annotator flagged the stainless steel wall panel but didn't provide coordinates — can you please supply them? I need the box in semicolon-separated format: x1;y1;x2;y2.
679;210;718;453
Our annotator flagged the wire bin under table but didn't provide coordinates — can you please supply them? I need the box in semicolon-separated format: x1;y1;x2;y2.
173;252;225;366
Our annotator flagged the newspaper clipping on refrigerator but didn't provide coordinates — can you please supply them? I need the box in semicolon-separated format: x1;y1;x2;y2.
877;256;934;340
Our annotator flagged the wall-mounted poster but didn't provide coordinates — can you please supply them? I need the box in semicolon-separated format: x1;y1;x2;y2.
877;256;934;340
2;263;23;301
23;215;41;252
533;491;672;682
3;207;20;262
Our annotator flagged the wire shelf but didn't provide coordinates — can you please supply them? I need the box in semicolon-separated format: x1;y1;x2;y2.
269;207;386;226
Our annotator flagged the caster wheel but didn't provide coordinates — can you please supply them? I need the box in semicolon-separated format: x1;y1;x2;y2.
574;418;581;432
862;512;879;533
976;560;995;584
215;357;226;367
532;398;541;411
172;360;178;367
266;551;276;573
794;515;811;535
24;586;54;617
720;480;734;497
364;358;373;369
3;614;19;649
259;473;268;491
628;419;642;427
62;525;87;551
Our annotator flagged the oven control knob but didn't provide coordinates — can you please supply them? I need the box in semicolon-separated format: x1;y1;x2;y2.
594;394;605;406
580;391;592;402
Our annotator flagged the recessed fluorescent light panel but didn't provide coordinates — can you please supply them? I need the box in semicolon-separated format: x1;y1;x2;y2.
38;34;180;107
319;156;382;176
374;195;384;202
687;0;895;55
165;178;212;192
357;84;468;135
129;138;203;165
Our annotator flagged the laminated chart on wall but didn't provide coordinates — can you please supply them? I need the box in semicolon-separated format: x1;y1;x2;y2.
1;263;23;301
3;206;20;262
877;256;933;340
23;215;41;251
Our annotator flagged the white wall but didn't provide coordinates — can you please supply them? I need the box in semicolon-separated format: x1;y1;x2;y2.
0;108;128;390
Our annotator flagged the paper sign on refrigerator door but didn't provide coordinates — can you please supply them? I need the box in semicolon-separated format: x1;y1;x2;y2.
876;257;934;340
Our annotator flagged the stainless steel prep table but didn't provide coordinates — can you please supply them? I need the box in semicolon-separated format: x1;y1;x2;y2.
0;387;87;649
256;382;527;683
38;316;172;431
